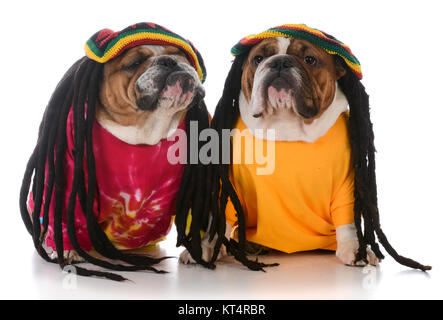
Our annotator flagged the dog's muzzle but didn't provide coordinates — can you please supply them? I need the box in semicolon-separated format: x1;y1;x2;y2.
135;55;204;111
260;55;318;119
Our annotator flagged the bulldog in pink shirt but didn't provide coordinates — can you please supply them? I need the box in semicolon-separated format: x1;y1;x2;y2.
21;23;209;279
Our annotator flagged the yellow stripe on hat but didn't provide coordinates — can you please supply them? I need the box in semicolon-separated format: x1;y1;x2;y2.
85;32;204;82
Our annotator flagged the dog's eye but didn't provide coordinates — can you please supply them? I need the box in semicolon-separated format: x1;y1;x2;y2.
304;56;317;66
253;55;264;65
123;58;147;71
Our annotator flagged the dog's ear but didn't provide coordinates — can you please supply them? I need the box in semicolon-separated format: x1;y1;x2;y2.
241;55;249;71
334;55;347;80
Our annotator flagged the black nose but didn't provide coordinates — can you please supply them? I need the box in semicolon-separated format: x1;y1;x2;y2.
154;56;177;68
269;56;293;72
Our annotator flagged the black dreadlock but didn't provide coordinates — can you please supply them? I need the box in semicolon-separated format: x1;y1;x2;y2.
175;88;213;269
192;54;279;271
337;65;431;271
200;53;431;272
20;56;211;281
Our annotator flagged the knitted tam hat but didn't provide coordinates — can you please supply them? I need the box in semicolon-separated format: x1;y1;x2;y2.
231;24;362;80
85;22;206;83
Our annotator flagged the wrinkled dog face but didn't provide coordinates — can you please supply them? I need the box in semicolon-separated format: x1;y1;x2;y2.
97;45;204;144
241;37;345;121
133;48;204;112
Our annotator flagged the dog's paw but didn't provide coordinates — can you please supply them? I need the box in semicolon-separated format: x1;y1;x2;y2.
179;221;231;265
336;240;379;267
244;241;271;256
206;242;227;262
50;250;85;264
335;222;380;267
179;241;227;265
179;249;195;264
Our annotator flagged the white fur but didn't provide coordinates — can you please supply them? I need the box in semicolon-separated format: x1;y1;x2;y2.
97;102;187;145
134;46;168;92
240;82;349;142
336;222;379;266
277;37;291;53
179;220;232;264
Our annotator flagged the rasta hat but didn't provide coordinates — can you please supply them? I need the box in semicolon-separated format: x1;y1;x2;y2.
85;22;206;83
231;24;362;80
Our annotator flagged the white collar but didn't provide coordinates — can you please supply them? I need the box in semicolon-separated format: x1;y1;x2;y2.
96;109;185;145
239;82;349;142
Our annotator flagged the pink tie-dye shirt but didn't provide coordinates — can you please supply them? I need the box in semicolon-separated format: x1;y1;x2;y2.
29;109;185;251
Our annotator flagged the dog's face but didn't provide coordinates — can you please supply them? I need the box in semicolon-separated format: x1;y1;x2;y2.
97;45;204;144
241;37;346;122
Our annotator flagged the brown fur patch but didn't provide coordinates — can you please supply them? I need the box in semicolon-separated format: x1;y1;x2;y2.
241;38;282;102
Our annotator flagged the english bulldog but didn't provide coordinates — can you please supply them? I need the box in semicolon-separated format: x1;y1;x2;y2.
63;44;204;263
22;23;209;276
181;26;380;267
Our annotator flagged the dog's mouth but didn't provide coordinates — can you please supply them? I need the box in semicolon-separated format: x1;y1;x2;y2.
252;73;293;117
269;76;292;91
254;72;318;119
136;70;204;111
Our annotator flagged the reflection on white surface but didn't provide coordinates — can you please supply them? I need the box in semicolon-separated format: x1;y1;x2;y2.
1;227;438;300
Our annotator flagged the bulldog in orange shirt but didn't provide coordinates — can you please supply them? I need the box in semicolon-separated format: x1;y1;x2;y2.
181;24;430;272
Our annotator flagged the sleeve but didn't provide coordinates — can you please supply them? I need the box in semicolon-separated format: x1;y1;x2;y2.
330;166;355;228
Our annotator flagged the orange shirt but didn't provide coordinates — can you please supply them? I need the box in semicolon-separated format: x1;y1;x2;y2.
225;112;355;253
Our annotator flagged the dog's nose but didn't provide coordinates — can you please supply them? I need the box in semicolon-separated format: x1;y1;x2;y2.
269;57;293;71
154;56;177;68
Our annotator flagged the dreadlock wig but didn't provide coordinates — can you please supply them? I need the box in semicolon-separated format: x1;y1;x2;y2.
20;22;211;281
204;24;431;271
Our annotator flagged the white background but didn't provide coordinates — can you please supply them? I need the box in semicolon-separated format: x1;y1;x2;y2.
0;0;442;299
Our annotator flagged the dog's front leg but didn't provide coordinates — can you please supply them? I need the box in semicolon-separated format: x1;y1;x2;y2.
336;222;379;266
179;219;232;265
50;249;85;264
